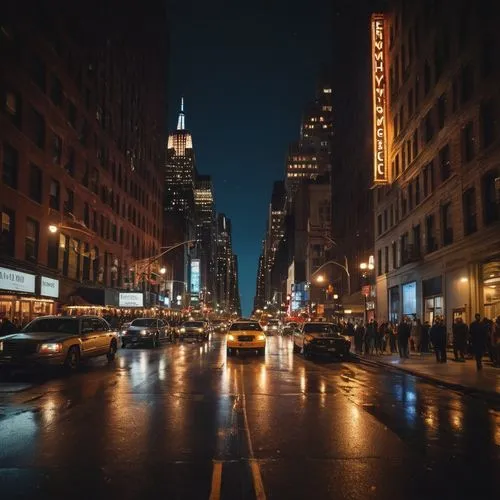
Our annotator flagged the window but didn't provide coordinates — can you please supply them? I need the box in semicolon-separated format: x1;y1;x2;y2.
424;61;431;94
482;170;499;224
413;224;421;258
480;99;496;149
52;133;62;164
408;89;414;116
83;203;90;227
65;147;75;176
0;208;15;256
460;65;474;104
426;214;437;253
3;90;22;128
408;183;413;211
64;189;74;215
383;210;388;232
463;188;477;235
401;191;408;217
395;154;400;177
392;241;397;269
400;105;404;130
49;179;60;210
67;101;76;127
461;121;475;162
90;168;99;194
31;55;46;91
424;112;434;143
439;144;451;182
390;204;394;227
25;218;39;261
377;249;382;276
415;175;421;205
50;74;63;107
29;164;43;203
79;119;88;146
92;210;98;232
2;142;18;189
437;94;446;129
30;107;45;149
441;202;453;246
412;129;418;159
384;246;389;274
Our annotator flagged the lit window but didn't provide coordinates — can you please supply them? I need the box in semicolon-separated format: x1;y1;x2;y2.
323;88;332;94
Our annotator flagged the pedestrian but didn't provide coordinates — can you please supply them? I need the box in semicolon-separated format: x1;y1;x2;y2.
483;318;495;364
452;317;468;362
411;318;423;353
397;317;411;358
0;315;18;336
354;322;365;355
388;322;397;353
492;317;500;367
469;313;487;370
430;317;447;363
365;320;376;355
420;321;430;353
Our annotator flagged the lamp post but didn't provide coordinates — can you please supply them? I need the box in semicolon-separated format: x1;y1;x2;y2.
359;259;375;325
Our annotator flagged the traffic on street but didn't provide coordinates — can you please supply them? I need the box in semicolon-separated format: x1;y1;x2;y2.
0;331;498;499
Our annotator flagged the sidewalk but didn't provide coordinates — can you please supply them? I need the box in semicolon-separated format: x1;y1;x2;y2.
353;350;500;401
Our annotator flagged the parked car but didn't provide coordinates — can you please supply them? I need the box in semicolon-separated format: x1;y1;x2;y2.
0;315;118;373
178;321;209;342
121;318;172;348
227;321;266;356
293;322;351;359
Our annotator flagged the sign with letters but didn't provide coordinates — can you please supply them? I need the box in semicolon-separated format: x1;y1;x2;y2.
119;292;144;308
0;266;35;294
41;276;59;298
371;14;389;185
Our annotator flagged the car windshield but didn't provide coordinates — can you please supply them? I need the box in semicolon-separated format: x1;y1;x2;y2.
183;321;204;327
303;323;338;335
22;318;79;335
230;322;262;331
130;319;157;327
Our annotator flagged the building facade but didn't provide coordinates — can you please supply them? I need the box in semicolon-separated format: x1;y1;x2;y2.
0;1;167;322
373;0;500;330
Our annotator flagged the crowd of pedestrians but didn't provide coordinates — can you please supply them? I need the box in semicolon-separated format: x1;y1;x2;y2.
344;313;500;371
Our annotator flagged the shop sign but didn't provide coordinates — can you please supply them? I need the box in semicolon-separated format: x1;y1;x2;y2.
41;276;59;298
0;266;35;294
190;259;200;294
118;292;144;308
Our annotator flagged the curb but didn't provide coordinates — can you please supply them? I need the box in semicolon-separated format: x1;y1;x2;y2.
352;354;500;404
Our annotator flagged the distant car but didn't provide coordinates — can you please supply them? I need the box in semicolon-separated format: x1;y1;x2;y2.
293;322;351;359
227;321;266;356
211;320;227;333
179;321;209;342
263;318;281;335
282;322;300;336
0;315;118;372
121;318;172;348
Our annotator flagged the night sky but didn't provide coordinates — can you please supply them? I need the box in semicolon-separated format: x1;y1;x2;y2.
168;0;333;315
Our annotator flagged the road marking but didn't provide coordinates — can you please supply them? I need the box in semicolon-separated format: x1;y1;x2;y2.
209;460;222;500
240;366;267;500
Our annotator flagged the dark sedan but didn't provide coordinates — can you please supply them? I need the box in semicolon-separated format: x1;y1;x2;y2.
121;318;172;348
293;322;351;359
178;321;209;342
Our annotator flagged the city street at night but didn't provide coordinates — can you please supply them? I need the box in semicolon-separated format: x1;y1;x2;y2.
1;334;498;499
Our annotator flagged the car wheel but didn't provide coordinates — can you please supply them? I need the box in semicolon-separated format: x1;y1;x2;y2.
151;335;159;348
107;340;117;361
258;348;265;356
121;341;127;349
293;342;300;353
303;345;310;358
64;346;80;372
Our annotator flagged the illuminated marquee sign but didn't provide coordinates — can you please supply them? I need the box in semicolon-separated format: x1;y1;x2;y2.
190;259;200;294
371;14;389;185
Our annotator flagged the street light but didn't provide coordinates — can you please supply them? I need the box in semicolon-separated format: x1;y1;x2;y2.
160;267;166;275
315;275;325;283
48;224;58;234
311;260;351;296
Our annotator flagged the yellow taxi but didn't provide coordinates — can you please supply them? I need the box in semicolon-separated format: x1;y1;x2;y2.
226;320;266;356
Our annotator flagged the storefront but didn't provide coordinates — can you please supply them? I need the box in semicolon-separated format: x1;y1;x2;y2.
388;286;400;324
422;276;443;324
0;266;59;325
482;259;500;319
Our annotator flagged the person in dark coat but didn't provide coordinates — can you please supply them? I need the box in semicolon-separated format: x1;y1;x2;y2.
397;317;411;358
430;317;447;363
354;323;365;354
0;316;18;337
469;314;487;370
420;321;430;353
452;317;468;361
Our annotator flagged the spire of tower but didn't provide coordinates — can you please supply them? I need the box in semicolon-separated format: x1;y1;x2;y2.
176;97;185;130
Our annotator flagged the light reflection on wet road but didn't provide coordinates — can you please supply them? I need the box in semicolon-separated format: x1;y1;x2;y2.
0;334;498;499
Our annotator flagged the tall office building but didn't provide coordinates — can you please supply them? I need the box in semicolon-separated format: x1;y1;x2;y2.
373;1;500;327
0;0;167;321
194;174;216;305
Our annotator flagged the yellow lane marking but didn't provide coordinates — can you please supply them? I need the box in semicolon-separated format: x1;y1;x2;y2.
209;460;223;500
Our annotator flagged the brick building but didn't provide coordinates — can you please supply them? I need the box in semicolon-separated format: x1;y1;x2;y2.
373;0;500;329
0;1;168;322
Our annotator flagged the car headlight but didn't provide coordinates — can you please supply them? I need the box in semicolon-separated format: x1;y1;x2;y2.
197;328;203;333
121;330;127;335
228;334;235;341
39;343;63;354
0;341;3;352
180;328;186;333
257;334;266;341
263;326;268;331
140;329;149;336
304;335;314;343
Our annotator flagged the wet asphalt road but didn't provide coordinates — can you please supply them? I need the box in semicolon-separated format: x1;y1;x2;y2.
0;334;499;500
